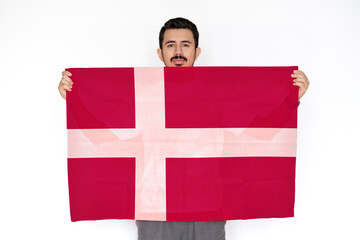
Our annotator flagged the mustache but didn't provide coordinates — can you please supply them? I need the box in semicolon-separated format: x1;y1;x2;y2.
170;55;188;62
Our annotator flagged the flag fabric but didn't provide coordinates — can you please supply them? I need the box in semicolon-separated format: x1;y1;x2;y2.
66;66;298;222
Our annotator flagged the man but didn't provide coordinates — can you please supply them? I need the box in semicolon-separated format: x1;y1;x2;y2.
58;17;309;240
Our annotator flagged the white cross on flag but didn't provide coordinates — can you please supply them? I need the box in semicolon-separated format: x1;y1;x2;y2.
66;66;298;222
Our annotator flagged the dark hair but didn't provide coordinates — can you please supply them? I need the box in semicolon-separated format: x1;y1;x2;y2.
159;17;199;50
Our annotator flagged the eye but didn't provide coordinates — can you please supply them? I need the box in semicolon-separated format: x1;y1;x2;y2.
182;43;190;47
167;44;174;48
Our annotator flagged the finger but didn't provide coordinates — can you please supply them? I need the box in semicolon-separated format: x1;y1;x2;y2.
293;70;308;80
293;70;304;75
59;81;72;90
293;78;306;83
294;78;309;88
62;71;72;76
291;73;307;79
293;81;308;89
61;83;72;92
293;81;307;89
292;75;306;82
59;77;73;88
62;75;73;85
292;75;308;85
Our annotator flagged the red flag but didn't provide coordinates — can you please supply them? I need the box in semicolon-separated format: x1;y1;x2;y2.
66;66;298;221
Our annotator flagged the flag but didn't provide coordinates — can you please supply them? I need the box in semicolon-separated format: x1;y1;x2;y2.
66;66;298;222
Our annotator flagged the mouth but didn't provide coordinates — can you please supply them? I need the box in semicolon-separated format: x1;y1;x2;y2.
171;56;187;66
172;59;185;65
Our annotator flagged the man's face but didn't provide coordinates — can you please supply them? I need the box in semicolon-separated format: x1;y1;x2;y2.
157;29;201;67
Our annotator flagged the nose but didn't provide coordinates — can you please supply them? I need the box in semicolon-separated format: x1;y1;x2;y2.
175;44;182;55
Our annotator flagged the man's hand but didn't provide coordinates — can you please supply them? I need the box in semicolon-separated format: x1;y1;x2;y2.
58;71;73;100
292;70;309;100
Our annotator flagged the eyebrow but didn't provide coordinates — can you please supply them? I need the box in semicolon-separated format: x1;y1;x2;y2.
181;40;192;44
164;40;193;45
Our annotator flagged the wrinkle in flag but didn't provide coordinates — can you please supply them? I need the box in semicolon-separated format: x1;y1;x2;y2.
66;66;298;222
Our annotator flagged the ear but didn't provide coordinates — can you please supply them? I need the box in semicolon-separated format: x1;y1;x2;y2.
157;48;164;62
195;47;201;60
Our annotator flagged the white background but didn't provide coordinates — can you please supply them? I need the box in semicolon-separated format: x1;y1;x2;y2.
1;0;359;239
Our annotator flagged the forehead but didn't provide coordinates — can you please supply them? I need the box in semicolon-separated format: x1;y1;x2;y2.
163;29;195;43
